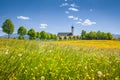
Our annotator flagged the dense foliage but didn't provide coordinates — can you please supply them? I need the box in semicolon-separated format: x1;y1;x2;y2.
2;19;14;38
17;26;27;39
27;28;36;40
81;30;113;40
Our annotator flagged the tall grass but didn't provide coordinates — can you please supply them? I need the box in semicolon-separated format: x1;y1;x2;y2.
0;39;120;80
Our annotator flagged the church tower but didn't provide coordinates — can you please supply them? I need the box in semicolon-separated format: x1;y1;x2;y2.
71;26;74;36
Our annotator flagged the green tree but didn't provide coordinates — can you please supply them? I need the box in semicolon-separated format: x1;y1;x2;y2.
50;34;54;39
64;36;67;40
36;32;40;39
81;30;86;40
17;26;27;39
107;32;113;40
73;36;76;40
69;36;73;40
2;19;14;38
18;35;25;40
46;34;51;40
96;31;102;40
76;35;81;40
59;36;62;40
88;31;97;40
28;28;36;40
40;31;47;40
53;34;57;40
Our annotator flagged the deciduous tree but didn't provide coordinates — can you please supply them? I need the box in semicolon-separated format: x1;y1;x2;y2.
28;28;36;40
2;19;14;38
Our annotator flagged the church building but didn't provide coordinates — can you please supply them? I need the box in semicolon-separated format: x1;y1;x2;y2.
57;26;74;37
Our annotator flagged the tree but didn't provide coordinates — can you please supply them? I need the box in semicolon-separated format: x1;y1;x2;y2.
88;31;97;40
69;36;73;40
36;32;40;39
59;36;62;40
2;19;14;38
76;35;81;40
46;34;51;40
28;28;36;40
64;36;67;40
96;31;102;40
17;26;27;39
81;30;86;40
107;32;113;40
40;31;47;40
73;36;76;40
53;34;57;40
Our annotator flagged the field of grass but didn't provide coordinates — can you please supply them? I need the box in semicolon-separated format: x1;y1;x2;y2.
0;39;120;80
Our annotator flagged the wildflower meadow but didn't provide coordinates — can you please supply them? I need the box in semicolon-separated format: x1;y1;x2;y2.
0;39;120;80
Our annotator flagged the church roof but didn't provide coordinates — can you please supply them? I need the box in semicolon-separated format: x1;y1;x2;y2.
57;32;72;36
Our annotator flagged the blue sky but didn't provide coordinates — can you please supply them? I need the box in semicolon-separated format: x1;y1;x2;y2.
0;0;120;36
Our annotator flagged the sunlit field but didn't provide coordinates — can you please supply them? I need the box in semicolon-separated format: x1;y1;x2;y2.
0;39;120;80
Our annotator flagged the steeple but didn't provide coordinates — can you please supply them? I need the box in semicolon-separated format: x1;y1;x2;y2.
71;26;74;36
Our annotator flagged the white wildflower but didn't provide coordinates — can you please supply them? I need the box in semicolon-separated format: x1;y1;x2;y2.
85;66;87;70
35;67;38;70
41;76;45;80
49;50;52;53
97;71;103;78
5;49;9;54
18;53;22;57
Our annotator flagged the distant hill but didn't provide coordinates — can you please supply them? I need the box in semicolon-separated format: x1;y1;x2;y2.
0;33;29;39
0;33;18;38
112;34;120;38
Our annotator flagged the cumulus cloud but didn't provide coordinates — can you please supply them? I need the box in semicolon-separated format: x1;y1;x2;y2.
60;3;69;7
17;16;30;20
40;24;48;28
68;7;79;11
76;21;82;24
68;16;79;20
65;11;69;14
81;19;96;26
68;16;74;19
73;17;78;20
70;3;78;7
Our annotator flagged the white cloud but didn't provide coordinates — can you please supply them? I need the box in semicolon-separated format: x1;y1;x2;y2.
79;19;82;21
65;11;69;14
68;16;74;19
82;19;96;26
40;24;48;28
76;21;82;24
68;7;79;11
70;3;78;7
17;16;30;20
68;16;79;20
60;3;69;7
73;17;78;20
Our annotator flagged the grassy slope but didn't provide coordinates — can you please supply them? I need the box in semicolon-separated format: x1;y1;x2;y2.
0;39;120;80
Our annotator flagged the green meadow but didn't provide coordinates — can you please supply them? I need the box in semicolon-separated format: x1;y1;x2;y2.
0;39;120;80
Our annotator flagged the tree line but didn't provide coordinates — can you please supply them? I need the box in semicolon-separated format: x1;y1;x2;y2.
81;30;113;40
1;19;113;40
1;19;57;40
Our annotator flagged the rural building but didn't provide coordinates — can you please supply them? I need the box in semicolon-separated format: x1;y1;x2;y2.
57;26;74;37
